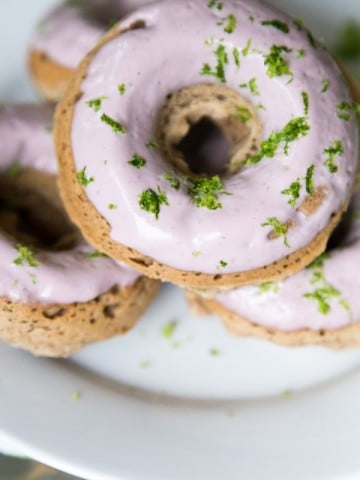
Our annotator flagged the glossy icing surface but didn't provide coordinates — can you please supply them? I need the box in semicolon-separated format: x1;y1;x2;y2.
31;0;153;68
215;190;360;331
71;0;358;274
0;105;139;304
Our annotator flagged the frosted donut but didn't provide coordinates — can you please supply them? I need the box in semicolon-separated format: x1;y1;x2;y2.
0;104;159;357
55;0;359;290
29;0;153;101
187;189;360;349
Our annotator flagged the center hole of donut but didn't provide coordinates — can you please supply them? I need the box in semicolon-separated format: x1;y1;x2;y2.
176;117;230;175
156;83;262;177
0;170;80;251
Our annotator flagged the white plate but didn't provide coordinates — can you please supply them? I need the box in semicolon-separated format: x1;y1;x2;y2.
0;1;360;479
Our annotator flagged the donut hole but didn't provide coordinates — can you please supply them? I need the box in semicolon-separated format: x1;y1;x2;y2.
0;168;80;251
175;117;230;175
156;83;262;177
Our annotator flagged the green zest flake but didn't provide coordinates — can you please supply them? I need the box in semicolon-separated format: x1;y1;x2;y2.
208;0;223;9
323;140;343;174
246;116;310;165
13;244;40;267
336;101;353;121
139;187;169;219
210;348;221;357
36;20;47;35
305;164;315;194
249;15;255;23
187;175;229;210
256;103;266;111
297;49;305;58
162;320;178;339
264;45;293;79
86;96;107;112
118;83;126;95
201;43;228;83
242;38;252;56
293;18;304;31
223;14;237;34
108;203;117;210
261;217;290;248
301;91;309;115
219;260;228;268
261;19;289;34
84;250;108;259
321;79;331;93
269;117;310;154
281;180;301;208
306;31;317;48
205;37;215;46
128;153;146;169
249;78;260;95
139;360;151;369
163;172;180;190
234;107;252;123
105;18;117;31
304;253;351;315
233;47;240;68
355;103;360;116
146;140;159;150
72;391;81;401
339;299;352;313
6;161;20;178
294;19;318;48
333;20;360;60
101;113;126;134
240;77;260;96
257;281;280;294
192;250;201;257
308;252;330;270
304;272;340;315
45;125;53;132
28;272;37;285
76;166;94;187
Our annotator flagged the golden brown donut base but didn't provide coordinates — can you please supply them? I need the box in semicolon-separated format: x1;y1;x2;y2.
28;49;73;102
186;290;360;349
55;23;359;290
0;276;159;358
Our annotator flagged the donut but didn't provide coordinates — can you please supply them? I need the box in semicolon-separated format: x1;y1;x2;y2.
186;187;360;348
55;0;359;290
0;104;159;357
29;0;153;101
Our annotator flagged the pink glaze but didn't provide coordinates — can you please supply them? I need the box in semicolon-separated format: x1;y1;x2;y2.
31;0;153;69
215;190;360;332
0;105;139;304
70;0;358;275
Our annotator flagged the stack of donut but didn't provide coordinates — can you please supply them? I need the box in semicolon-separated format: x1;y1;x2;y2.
1;0;359;356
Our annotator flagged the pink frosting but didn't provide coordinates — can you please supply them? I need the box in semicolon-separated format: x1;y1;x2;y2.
31;0;153;69
0;105;140;305
215;190;360;332
70;0;358;275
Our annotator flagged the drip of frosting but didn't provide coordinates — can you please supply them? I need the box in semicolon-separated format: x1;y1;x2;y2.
70;0;359;274
215;190;360;331
31;0;153;68
0;105;140;304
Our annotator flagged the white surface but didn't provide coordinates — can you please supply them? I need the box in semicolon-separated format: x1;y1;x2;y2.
0;1;359;479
